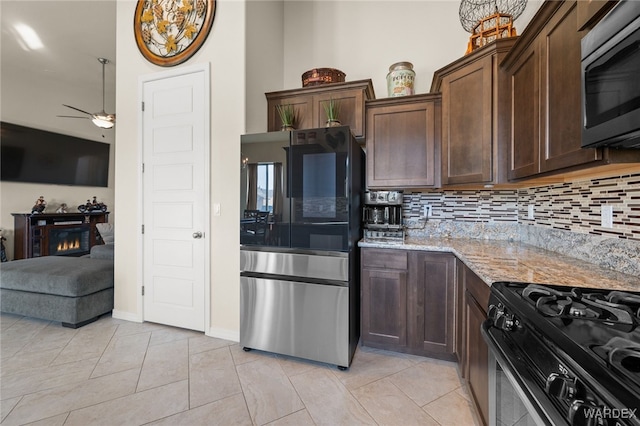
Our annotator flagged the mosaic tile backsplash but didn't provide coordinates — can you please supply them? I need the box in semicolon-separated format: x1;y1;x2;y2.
404;173;640;241
401;173;640;276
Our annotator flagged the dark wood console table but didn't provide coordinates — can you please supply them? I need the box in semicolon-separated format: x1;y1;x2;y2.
12;212;109;260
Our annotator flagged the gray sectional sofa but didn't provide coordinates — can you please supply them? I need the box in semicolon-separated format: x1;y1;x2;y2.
0;244;114;328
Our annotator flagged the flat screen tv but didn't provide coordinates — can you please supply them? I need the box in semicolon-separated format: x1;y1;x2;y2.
1;122;110;187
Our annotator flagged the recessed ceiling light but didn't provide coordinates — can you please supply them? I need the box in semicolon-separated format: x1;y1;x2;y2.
14;23;43;50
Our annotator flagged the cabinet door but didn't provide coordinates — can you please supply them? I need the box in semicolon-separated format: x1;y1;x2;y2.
465;291;489;426
455;258;466;373
267;95;313;132
508;43;541;180
540;0;600;173
464;266;490;426
361;267;409;349
409;252;456;359
366;95;439;188
441;55;493;185
315;89;366;139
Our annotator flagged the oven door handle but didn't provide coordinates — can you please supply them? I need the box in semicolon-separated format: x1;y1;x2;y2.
482;320;566;426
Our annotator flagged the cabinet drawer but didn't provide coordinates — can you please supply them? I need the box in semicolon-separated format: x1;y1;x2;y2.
362;248;408;270
465;266;490;312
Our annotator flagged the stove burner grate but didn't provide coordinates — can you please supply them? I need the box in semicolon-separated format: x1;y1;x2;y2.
521;284;638;330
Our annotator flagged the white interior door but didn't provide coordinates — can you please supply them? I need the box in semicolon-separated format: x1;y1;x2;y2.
141;64;209;331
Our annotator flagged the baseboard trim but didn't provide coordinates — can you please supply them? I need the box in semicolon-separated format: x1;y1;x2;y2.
111;309;142;323
207;326;239;342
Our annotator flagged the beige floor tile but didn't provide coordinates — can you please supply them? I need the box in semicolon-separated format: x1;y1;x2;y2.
189;346;242;408
331;346;415;390
188;334;234;355
237;357;304;425
229;344;277;366
91;331;150;378
275;353;330;378
148;326;202;346
0;348;64;377
1;368;139;426
424;389;479;426
0;396;21;422
0;317;52;359
266;409;315;426
351;377;440;426
22;412;69;426
137;338;189;392
112;320;166;338
148;393;252;426
50;323;117;366
290;368;376;425
1;357;97;400
0;313;22;331
388;358;463;406
20;322;77;354
64;380;189;425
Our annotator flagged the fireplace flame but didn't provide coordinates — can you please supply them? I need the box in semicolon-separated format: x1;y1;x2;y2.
57;238;81;252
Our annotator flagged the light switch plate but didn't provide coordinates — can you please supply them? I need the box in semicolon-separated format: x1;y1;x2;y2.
601;205;613;228
527;205;534;220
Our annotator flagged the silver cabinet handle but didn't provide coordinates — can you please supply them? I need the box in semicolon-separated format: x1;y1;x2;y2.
192;231;203;239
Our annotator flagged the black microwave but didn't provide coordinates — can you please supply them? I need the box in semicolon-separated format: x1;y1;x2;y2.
581;0;640;149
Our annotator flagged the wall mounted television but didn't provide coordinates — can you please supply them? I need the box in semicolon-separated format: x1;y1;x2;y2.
1;122;110;187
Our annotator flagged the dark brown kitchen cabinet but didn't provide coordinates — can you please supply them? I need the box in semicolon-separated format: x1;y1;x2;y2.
361;248;456;360
431;38;516;187
504;0;640;181
365;93;441;189
455;258;467;375
361;249;409;349
460;264;490;426
265;80;374;141
577;0;616;30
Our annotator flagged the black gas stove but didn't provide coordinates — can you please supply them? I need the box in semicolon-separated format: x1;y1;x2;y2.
483;282;640;426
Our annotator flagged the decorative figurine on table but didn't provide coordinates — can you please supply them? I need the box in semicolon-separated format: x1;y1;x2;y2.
55;203;68;213
78;196;108;213
31;196;46;214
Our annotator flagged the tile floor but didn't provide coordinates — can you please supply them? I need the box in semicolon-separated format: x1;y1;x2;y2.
0;313;480;426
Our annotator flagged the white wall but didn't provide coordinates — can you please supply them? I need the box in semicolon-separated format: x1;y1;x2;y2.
113;0;246;337
112;0;544;337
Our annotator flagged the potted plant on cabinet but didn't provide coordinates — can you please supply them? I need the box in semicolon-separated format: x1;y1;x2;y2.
323;98;341;127
276;104;296;131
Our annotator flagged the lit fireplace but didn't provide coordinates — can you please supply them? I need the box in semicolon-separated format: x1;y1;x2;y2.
48;226;90;256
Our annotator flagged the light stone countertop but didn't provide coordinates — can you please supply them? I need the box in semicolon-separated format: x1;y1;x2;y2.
359;237;640;292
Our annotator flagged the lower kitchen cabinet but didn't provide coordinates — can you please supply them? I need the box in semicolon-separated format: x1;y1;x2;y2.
461;263;490;426
361;248;456;360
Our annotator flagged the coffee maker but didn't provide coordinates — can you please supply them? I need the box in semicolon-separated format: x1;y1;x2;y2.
362;190;404;241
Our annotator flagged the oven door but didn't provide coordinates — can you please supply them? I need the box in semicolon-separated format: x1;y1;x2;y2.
482;321;567;426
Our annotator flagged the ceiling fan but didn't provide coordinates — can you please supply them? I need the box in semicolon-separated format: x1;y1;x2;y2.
58;57;115;129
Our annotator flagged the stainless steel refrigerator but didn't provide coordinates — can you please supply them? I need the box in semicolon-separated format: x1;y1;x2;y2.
240;126;363;369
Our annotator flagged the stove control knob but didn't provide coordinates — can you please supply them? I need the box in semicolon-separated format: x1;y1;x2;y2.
546;373;577;400
487;304;500;321
495;313;515;331
568;400;600;426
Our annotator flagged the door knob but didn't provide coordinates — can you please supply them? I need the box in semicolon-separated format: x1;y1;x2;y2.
192;231;203;239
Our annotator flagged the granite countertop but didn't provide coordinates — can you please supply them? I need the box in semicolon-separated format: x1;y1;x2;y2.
359;237;640;292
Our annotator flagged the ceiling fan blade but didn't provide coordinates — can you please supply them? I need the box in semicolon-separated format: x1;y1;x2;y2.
63;104;92;115
57;115;90;119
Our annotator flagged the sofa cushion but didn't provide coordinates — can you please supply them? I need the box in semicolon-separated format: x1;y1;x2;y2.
90;244;114;260
96;223;114;244
0;256;114;297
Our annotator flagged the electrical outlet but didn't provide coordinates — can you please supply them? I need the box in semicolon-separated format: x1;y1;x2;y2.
527;204;535;220
601;205;613;228
423;205;433;218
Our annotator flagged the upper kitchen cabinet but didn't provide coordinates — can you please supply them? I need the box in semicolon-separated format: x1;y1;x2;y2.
576;0;617;30
265;80;375;141
431;38;516;187
503;0;640;181
365;93;441;189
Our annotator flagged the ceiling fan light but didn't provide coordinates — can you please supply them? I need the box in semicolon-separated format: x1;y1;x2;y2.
92;116;115;129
